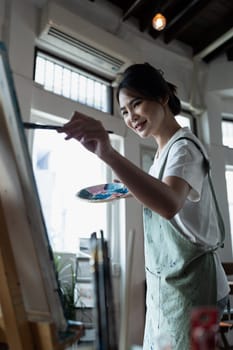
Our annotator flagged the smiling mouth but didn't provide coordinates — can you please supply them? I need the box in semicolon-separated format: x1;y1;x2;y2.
135;121;147;131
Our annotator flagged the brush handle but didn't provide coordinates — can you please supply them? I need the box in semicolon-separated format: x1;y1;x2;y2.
23;122;113;133
23;122;60;130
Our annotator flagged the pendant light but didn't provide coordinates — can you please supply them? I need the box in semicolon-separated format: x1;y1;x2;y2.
152;1;166;31
152;12;166;31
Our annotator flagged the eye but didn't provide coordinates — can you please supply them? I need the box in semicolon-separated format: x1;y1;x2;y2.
132;99;142;109
121;109;128;118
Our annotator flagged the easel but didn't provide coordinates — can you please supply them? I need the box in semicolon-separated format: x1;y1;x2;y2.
0;198;34;350
0;42;83;349
0;200;83;350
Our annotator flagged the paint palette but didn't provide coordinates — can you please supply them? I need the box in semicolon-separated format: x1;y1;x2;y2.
76;183;129;203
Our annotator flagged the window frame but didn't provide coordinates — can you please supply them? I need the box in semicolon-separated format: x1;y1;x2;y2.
179;107;198;134
33;47;114;114
222;115;233;148
225;165;233;233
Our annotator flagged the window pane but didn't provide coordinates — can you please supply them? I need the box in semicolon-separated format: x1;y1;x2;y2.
54;64;63;95
32;130;109;253
175;114;192;129
34;50;112;113
62;68;71;98
35;56;45;85
225;166;233;236
44;60;54;91
70;72;79;101
222;120;233;148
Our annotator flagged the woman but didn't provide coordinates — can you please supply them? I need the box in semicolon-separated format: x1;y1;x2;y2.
58;63;229;349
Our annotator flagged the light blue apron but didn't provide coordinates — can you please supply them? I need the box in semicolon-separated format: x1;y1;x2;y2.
143;137;225;350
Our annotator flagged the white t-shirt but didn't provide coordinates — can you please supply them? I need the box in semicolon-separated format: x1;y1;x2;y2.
149;127;229;300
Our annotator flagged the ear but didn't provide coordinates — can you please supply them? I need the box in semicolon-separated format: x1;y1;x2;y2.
161;95;169;106
158;95;169;106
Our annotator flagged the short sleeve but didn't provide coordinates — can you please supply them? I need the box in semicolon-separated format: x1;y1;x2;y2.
163;139;206;201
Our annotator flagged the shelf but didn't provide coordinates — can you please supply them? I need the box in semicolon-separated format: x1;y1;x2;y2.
77;278;92;283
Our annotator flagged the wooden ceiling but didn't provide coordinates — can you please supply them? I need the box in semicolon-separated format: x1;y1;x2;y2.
95;0;233;63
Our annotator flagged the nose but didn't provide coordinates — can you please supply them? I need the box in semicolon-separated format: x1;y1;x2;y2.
128;108;139;122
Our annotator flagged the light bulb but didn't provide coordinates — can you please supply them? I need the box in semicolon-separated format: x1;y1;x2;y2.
152;13;166;31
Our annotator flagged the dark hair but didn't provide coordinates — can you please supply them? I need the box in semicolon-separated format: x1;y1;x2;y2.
116;63;181;115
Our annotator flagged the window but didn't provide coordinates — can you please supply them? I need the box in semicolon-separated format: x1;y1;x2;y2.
176;112;194;130
225;166;233;236
222;118;233;148
34;50;112;113
32;127;122;255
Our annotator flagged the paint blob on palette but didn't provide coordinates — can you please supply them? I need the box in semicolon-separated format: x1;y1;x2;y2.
76;183;129;203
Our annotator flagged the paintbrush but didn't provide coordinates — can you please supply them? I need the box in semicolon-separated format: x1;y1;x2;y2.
23;122;61;130
23;122;113;133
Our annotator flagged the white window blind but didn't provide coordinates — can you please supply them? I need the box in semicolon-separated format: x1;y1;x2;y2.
34;50;111;113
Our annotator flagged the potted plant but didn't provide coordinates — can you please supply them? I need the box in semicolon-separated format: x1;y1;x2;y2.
53;252;78;320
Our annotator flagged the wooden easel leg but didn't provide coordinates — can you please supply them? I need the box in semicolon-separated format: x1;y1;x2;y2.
30;321;84;350
0;201;35;350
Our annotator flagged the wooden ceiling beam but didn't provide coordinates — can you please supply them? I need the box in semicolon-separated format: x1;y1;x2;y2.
193;15;233;55
203;36;233;63
163;0;210;44
121;0;147;22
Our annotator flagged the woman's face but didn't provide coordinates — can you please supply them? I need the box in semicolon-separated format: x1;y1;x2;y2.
118;88;167;138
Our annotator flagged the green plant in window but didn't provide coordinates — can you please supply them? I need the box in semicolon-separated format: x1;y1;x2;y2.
53;253;78;320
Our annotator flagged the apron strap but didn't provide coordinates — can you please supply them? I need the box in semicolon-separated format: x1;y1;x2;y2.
158;136;225;248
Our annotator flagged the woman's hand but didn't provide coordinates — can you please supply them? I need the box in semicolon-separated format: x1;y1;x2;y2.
58;111;113;160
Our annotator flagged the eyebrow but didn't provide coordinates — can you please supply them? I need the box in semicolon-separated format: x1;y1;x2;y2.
120;97;139;112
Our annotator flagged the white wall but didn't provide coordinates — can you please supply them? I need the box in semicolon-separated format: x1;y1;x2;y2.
1;0;233;346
